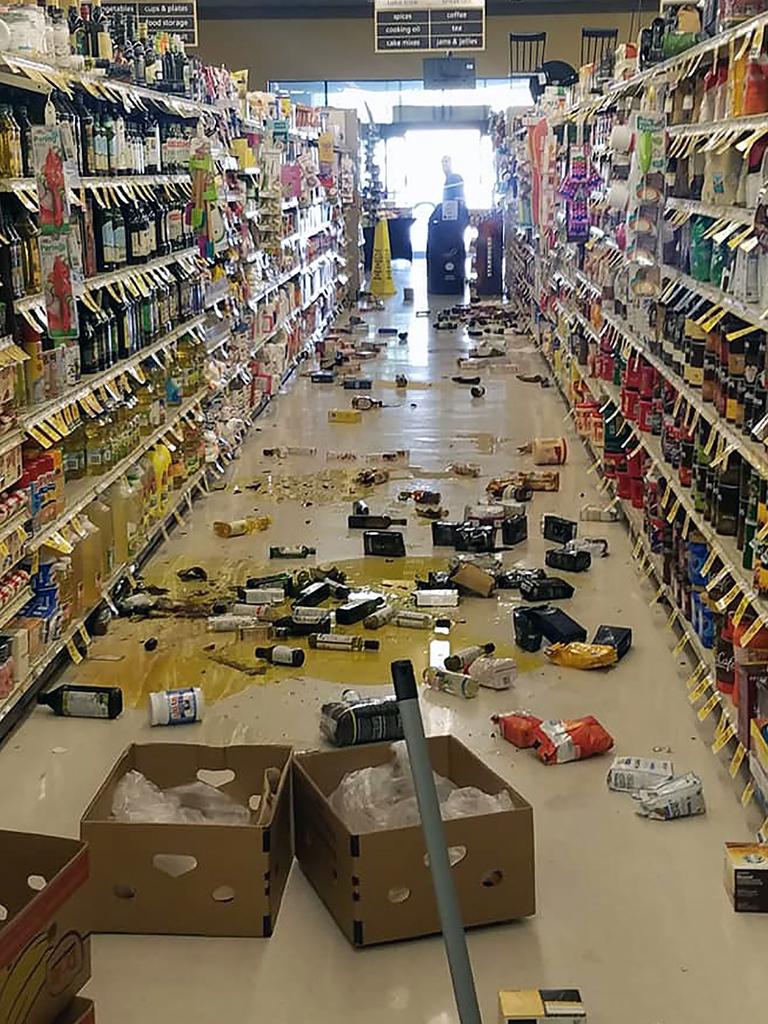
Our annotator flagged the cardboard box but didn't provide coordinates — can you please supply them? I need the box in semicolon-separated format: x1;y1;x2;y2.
293;735;535;946
54;998;94;1024
724;843;768;912
80;743;293;937
0;832;90;1024
499;989;586;1022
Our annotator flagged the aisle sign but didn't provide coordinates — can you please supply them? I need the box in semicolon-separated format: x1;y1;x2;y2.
103;1;198;47
374;0;485;54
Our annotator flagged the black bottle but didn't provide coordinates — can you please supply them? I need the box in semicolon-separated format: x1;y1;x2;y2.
38;684;123;718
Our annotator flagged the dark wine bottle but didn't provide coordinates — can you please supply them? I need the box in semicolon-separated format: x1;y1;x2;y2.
38;684;123;718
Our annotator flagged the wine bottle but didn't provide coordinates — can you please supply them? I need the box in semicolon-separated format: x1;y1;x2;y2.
269;545;316;559
38;684;123;718
90;0;113;60
254;645;305;667
347;514;407;529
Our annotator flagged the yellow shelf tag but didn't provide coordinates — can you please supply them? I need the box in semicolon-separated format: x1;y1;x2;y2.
78;624;91;647
729;743;747;778
732;594;751;628
697;692;720;721
649;584;665;606
705;566;730;593
689;675;711;703
66;639;83;665
701;548;718;576
741;781;755;807
666;498;681;523
712;721;736;755
741;615;766;647
672;633;690;657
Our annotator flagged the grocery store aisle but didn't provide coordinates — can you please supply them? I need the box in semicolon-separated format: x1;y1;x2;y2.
0;288;764;1024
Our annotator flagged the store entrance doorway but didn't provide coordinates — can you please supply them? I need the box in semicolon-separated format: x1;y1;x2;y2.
387;128;493;255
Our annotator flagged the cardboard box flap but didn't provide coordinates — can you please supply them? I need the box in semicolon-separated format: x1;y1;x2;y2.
0;832;88;968
82;743;292;828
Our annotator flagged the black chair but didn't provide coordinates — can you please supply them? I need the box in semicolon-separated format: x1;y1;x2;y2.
580;27;618;68
509;32;547;76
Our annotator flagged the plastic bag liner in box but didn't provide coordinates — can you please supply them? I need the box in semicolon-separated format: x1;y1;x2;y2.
328;740;513;832
112;770;252;825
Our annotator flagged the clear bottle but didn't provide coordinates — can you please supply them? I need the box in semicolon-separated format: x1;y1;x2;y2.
308;634;379;652
423;666;479;699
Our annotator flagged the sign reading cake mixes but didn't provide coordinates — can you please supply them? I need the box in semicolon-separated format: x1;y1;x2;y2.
374;0;485;53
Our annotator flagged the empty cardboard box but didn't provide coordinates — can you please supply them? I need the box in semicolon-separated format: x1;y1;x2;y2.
80;743;293;937
293;734;535;946
0;831;91;1024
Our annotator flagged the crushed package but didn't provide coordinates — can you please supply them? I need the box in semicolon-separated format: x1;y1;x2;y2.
487;470;560;496
545;642;618;669
493;712;614;764
634;772;706;820
607;756;675;792
724;843;768;912
499;989;587;1023
328;740;513;832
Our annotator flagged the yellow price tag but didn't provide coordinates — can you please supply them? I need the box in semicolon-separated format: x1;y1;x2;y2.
173;509;184;527
66;639;83;665
666;607;680;629
741;781;755;807
586;461;601;475
632;535;643;559
681;515;691;540
673;633;690;657
715;583;742;612
729;743;747;778
701;548;718;576
705;566;730;593
649;584;665;606
741;615;766;647
666;498;681;523
78;624;91;647
703;428;717;457
732;594;751;627
712;722;736;754
686;661;707;689
697;692;720;721
689;675;711;703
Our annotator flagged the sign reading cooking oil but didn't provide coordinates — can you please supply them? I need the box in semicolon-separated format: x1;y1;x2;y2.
370;218;396;298
374;0;485;53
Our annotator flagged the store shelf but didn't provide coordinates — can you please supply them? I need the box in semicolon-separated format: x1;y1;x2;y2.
557;278;768;480
662;266;767;332
665;196;755;227
19;313;206;440
0;587;33;630
537;329;745;764
14;247;200;314
28;388;208;554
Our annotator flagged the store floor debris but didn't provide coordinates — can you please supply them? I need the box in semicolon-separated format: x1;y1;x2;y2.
0;283;764;1024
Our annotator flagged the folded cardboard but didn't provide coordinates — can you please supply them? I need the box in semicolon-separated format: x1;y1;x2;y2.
293;734;535;946
499;989;586;1023
54;999;95;1024
0;831;90;1024
80;743;293;937
724;843;768;912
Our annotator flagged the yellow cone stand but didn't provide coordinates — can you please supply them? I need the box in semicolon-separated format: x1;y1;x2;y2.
370;217;396;297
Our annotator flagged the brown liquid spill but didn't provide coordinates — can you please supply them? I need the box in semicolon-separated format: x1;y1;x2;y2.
77;553;541;709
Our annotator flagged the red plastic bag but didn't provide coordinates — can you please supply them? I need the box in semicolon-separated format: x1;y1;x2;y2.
492;712;542;749
533;716;614;764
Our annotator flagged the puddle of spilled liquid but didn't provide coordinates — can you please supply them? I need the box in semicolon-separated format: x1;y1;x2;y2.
80;553;542;709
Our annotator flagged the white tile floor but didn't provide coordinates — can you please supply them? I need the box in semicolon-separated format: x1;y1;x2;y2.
0;265;764;1023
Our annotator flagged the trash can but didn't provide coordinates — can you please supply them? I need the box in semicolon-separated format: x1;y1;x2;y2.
427;202;468;295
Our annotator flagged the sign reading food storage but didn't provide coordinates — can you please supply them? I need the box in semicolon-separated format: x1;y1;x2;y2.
103;1;198;46
374;0;485;53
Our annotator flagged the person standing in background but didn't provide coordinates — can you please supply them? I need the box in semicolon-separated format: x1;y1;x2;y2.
441;155;465;205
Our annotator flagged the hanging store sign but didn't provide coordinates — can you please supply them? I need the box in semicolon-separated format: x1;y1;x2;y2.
374;0;485;54
103;1;198;47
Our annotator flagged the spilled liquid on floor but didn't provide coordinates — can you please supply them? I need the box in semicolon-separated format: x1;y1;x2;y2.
76;553;541;708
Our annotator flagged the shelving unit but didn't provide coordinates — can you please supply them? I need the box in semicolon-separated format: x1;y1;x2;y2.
497;16;768;814
0;31;354;742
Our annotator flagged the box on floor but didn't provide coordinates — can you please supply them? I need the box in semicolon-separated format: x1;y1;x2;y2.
0;832;90;1024
724;843;768;912
293;734;535;946
499;989;586;1023
80;743;292;937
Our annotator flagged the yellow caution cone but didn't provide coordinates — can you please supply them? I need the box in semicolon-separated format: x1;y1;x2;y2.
370;217;396;297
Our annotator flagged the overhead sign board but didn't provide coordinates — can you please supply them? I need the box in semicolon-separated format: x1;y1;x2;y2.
374;0;485;54
103;1;198;47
